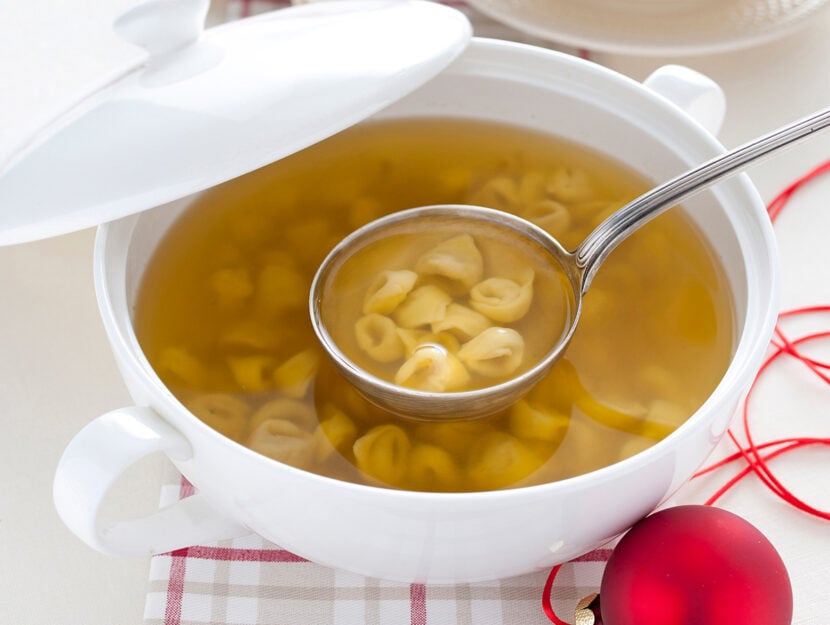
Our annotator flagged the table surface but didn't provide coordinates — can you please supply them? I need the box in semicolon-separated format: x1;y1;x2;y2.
2;2;829;624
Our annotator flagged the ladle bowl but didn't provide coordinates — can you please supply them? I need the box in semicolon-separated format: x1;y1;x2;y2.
311;105;830;420
310;204;578;419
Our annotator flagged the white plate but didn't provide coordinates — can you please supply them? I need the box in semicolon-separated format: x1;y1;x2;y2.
464;0;830;55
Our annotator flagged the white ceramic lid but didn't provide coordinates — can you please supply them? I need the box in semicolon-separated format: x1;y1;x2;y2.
0;0;471;245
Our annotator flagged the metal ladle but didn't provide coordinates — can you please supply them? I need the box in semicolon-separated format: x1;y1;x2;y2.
310;106;830;420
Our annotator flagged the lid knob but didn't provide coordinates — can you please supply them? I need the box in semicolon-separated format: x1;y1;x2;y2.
114;0;208;59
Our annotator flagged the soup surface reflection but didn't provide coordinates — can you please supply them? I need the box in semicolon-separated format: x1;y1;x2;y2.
134;118;734;492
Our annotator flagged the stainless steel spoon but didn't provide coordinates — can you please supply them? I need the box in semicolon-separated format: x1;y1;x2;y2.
310;106;830;420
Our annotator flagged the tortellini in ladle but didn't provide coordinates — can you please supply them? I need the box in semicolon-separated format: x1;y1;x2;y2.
355;314;405;362
363;270;417;314
394;344;470;392
346;233;539;392
414;233;483;290
469;269;534;323
457;327;525;378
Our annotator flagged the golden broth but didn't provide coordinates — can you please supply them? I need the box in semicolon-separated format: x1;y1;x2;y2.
134;118;734;492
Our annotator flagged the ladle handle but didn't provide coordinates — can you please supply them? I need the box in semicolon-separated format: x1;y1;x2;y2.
575;106;830;292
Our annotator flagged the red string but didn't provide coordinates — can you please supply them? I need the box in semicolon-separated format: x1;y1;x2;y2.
704;158;830;518
766;160;830;222
542;565;569;625
542;159;830;624
714;325;830;519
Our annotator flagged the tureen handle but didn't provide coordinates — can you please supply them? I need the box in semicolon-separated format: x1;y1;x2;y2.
643;65;726;137
53;406;248;556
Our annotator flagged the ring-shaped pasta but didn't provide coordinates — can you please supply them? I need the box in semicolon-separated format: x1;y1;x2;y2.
249;397;316;434
313;405;359;462
355;314;405;363
227;355;277;392
157;346;206;388
523;199;571;235
430;302;491;341
457;327;525;378
469;271;534;323
414;420;492;457
396;328;461;358
210;267;254;309
219;318;281;351
408;443;460;491
509;399;570;444
468;174;520;211
353;424;411;485
517;170;549;205
273;349;320;398
184;393;251;443
362;269;418;315
545;168;595;203
247;418;315;467
393;285;452;329
468;430;544;490
414;234;484;290
255;263;308;316
394;344;470;392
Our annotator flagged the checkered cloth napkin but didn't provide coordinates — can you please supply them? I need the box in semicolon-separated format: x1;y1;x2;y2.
144;3;595;624
144;463;610;625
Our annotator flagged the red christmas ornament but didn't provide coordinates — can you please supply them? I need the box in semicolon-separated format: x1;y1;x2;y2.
598;505;792;625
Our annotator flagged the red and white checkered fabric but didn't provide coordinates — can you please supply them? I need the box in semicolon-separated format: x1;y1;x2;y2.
144;464;610;625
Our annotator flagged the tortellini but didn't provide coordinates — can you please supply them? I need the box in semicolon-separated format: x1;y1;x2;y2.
338;233;548;393
353;424;411;485
508;399;569;444
469;270;534;323
467;168;592;226
227;355;278;392
468;174;520;212
394;344;470;392
431;303;491;340
396;328;460;357
210;267;254;309
227;350;318;396
408;444;459;491
220;318;281;351
249;397;316;433
546;168;595;203
414;233;483;290
255;263;307;316
523;199;571;235
157;346;206;388
273;349;320;398
393;285;452;328
355;314;405;362
363;270;417;314
457;327;525;378
247;419;315;468
468;431;545;490
184;393;250;443
313;404;358;462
